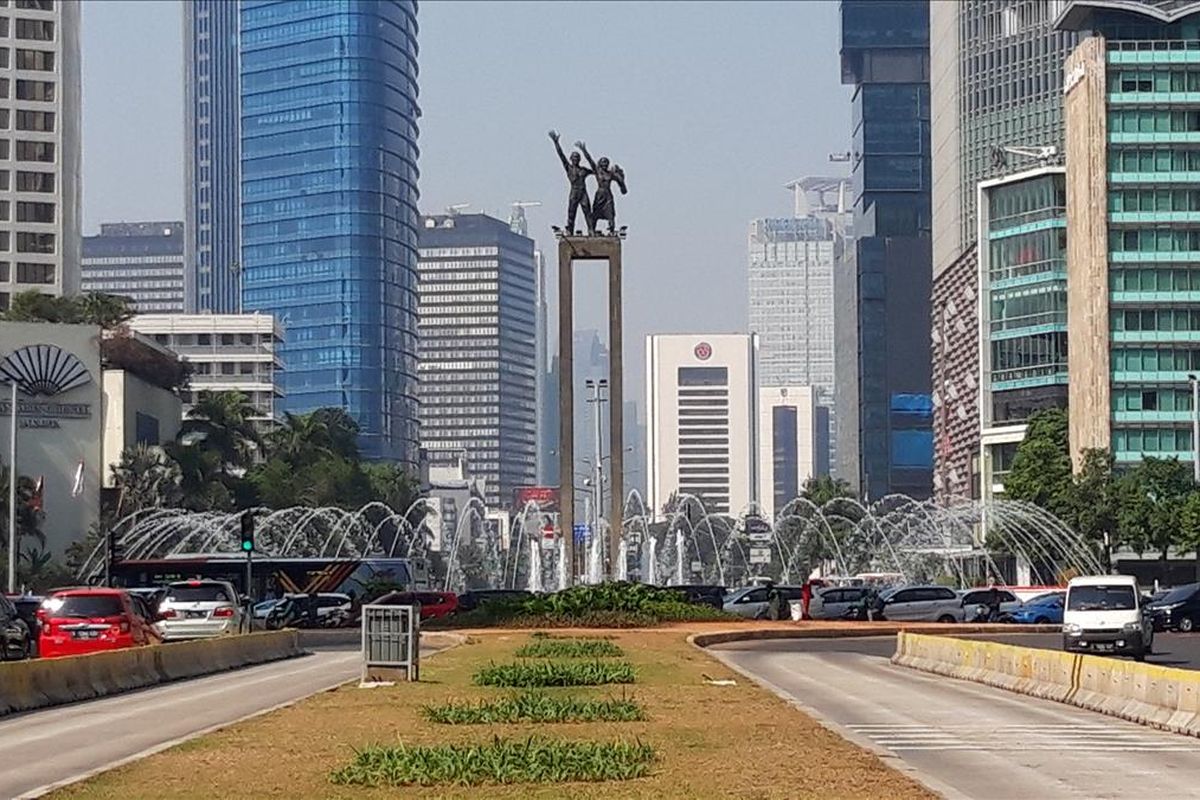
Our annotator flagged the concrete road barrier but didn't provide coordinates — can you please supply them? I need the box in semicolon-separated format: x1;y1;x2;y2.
893;632;1200;737
0;631;302;717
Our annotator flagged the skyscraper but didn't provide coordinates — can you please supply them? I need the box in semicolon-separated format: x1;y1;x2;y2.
418;213;537;509
839;0;934;501
239;0;422;464
184;0;241;314
748;177;848;475
0;0;80;309
1059;0;1200;469
929;1;1076;501
82;221;185;313
646;334;759;517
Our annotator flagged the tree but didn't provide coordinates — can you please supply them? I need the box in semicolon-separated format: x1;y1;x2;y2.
0;468;48;588
266;412;336;467
1002;408;1073;521
1068;448;1118;569
165;439;233;511
4;291;134;328
180;391;261;474
799;475;856;507
109;444;183;515
1115;457;1194;561
362;461;422;514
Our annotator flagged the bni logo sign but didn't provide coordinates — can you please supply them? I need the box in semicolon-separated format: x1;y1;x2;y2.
694;341;712;361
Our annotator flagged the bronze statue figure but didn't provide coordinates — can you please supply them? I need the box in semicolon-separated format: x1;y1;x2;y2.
549;130;593;235
576;141;626;236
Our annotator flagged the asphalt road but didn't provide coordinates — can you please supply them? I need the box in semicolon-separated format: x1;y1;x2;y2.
712;636;1200;799
2;649;364;799
959;631;1200;670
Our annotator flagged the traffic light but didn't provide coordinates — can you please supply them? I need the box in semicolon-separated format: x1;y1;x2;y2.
107;529;124;565
240;511;255;553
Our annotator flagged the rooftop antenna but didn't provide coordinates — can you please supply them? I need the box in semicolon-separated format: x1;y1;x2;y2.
446;203;471;216
783;179;809;218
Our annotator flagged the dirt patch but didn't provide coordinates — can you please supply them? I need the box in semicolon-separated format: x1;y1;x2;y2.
52;629;936;800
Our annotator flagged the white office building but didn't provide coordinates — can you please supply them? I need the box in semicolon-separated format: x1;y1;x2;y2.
646;333;758;517
128;313;284;424
758;385;828;521
0;0;80;308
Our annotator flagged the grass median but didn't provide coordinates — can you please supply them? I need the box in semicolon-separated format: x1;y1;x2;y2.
51;629;936;800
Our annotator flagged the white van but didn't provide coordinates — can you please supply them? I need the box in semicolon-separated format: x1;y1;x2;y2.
1063;575;1153;661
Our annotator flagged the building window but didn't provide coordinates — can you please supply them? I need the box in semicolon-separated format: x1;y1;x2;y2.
134;412;160;445
15;170;52;191
14;19;53;41
15;200;52;222
15;110;53;132
16;231;53;253
0;262;9;281
15;140;53;162
15;48;53;71
16;0;54;9
16;262;53;283
15;79;53;102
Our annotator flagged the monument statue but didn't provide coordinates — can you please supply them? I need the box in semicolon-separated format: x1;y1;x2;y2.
576;141;627;237
549;130;627;237
549;130;593;235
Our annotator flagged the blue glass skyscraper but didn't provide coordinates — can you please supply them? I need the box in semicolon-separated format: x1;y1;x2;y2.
185;0;242;314
839;0;934;500
239;0;422;464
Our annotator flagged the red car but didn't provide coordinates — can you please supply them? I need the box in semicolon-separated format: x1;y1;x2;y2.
38;588;162;659
375;590;459;620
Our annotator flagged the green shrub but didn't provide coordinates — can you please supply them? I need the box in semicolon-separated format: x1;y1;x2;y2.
330;736;655;786
438;582;734;629
473;659;636;687
514;638;625;659
423;691;645;724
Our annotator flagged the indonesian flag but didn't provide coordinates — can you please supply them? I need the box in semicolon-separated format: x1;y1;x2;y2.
71;461;84;498
28;476;43;512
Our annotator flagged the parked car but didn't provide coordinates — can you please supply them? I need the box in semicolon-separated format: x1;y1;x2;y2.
373;590;459;620
661;584;727;610
1063;574;1152;661
722;585;803;619
808;586;869;620
38;588;161;658
253;598;284;620
455;589;533;613
0;594;32;660
157;580;247;640
877;585;964;623
959;588;1023;618
1008;591;1065;625
9;594;43;640
1146;582;1200;632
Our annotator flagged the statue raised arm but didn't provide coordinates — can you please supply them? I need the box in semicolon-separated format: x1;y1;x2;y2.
550;130;594;235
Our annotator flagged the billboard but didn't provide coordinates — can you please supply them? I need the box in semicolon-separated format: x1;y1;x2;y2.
513;485;559;513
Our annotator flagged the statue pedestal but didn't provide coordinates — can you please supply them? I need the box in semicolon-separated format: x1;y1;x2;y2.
557;235;624;586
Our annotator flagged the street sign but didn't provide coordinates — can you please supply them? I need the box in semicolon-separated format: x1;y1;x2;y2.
690;560;703;573
748;532;773;543
573;524;590;542
748;547;772;565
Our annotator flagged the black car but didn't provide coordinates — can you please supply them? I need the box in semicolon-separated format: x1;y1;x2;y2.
1146;583;1200;632
455;589;532;613
0;594;32;660
662;584;727;610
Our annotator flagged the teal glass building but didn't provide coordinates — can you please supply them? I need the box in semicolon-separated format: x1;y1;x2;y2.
239;0;421;464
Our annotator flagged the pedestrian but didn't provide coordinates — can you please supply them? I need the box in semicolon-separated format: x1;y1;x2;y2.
801;582;812;621
767;585;783;621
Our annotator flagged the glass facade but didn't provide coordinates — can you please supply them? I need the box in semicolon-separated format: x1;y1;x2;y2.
239;0;421;464
185;0;241;314
81;221;185;313
984;172;1068;417
841;0;934;500
418;214;537;509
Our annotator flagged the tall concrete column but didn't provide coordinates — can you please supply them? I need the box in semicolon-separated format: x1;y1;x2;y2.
556;235;624;585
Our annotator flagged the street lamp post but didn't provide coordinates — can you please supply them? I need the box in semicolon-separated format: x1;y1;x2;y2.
585;378;608;581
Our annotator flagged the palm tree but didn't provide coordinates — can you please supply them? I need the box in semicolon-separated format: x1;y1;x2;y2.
0;467;45;563
800;475;856;507
310;408;360;460
164;440;232;511
110;444;183;515
181;390;261;473
266;412;335;467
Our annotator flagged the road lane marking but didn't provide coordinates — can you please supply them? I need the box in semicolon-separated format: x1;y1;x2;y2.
848;723;1196;753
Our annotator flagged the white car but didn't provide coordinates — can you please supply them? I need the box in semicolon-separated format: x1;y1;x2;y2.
1063;574;1152;661
722;585;802;619
157;580;247;640
878;585;965;623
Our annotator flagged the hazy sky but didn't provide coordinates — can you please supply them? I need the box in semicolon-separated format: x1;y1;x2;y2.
82;0;850;412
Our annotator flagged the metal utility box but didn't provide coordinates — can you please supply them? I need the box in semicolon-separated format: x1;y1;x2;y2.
361;603;419;682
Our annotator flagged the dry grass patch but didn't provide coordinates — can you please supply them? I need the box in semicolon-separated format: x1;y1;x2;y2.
52;630;936;800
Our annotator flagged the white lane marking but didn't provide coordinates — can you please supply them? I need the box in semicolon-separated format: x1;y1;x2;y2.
848;723;1197;752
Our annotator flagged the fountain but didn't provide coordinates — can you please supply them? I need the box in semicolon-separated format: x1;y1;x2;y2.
84;490;1103;594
